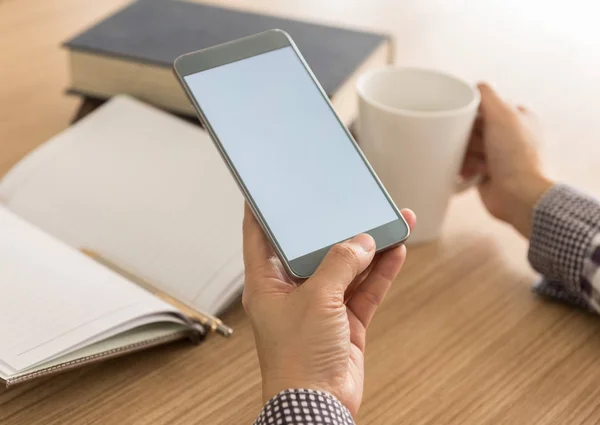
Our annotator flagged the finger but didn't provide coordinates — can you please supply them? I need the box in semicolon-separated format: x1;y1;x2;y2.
471;125;484;142
477;82;512;118
460;156;479;179
466;117;484;155
306;233;376;299
475;160;489;178
400;208;417;232
347;244;406;330
344;256;379;303
466;134;485;157
460;155;486;179
345;209;414;301
472;114;484;137
242;203;274;278
464;139;485;161
347;308;368;351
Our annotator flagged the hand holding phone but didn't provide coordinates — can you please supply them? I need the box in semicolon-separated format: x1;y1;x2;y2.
240;203;416;415
174;30;410;278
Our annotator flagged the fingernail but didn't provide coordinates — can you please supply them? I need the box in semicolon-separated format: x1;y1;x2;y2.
349;234;376;255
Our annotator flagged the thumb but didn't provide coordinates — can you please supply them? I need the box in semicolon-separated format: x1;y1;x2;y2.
478;82;513;117
305;234;376;299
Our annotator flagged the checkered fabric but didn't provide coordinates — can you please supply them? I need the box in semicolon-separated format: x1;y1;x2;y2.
529;184;600;312
532;279;596;313
254;389;355;425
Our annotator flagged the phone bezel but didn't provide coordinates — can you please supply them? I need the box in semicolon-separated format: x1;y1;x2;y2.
173;29;410;279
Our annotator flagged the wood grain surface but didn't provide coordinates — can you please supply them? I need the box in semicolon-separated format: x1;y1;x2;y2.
2;0;600;423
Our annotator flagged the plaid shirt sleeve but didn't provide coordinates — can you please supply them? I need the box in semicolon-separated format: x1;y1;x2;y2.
254;389;355;425
529;184;600;312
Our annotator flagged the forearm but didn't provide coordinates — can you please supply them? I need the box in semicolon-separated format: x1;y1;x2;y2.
528;184;600;311
254;389;355;425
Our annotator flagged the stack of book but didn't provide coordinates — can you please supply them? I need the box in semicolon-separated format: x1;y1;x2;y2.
0;0;394;388
63;0;393;125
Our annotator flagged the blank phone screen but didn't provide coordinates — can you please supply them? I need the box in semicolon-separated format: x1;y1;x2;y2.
184;46;399;261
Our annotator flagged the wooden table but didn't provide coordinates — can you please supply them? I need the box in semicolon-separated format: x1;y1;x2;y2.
2;0;600;423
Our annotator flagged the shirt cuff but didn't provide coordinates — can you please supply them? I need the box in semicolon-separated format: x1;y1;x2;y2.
528;184;600;294
254;389;355;425
532;278;597;313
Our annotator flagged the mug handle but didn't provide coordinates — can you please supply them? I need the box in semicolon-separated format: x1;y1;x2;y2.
455;174;482;193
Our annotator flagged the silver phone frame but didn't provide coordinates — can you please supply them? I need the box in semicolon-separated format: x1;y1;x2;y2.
173;29;410;279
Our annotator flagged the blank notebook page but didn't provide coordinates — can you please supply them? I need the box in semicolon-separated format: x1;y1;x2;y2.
0;96;245;315
0;207;176;374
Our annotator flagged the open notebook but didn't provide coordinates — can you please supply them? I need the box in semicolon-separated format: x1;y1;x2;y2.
0;96;244;387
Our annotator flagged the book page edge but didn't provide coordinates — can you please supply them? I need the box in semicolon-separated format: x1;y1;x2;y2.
2;329;198;389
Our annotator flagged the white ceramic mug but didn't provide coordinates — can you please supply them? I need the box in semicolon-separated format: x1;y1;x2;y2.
356;67;480;244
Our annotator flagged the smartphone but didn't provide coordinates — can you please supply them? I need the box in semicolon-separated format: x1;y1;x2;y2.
173;29;410;278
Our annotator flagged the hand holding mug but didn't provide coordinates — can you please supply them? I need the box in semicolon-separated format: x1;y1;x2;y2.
461;83;553;238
